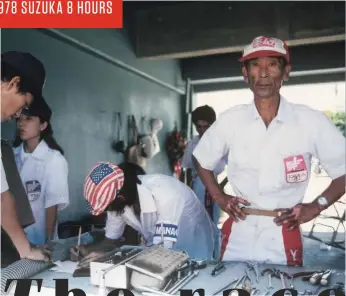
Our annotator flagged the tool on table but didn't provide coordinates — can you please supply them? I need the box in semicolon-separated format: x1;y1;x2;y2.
246;262;260;283
242;208;281;217
211;262;226;277
320;270;333;286
309;271;325;285
250;288;261;296
211;277;238;295
288;276;295;289
245;267;253;284
261;269;274;290
279;272;287;289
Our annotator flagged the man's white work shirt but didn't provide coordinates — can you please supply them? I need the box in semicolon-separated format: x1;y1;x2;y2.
193;96;345;210
104;174;217;260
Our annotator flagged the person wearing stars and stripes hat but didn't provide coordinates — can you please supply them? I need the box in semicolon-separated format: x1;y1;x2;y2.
70;161;218;267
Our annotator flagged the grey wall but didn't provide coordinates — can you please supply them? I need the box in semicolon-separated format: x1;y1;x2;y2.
1;28;184;223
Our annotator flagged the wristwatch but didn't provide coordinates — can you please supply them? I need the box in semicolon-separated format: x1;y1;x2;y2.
316;196;329;210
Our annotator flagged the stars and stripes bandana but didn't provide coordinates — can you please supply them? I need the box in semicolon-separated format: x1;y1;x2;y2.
84;162;125;216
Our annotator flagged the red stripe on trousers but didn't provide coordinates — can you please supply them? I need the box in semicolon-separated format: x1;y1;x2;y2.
220;217;234;261
282;223;303;266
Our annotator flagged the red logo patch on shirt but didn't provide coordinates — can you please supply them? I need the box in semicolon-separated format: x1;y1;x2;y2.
283;155;308;183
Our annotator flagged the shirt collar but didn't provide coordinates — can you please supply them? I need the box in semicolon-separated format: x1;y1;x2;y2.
251;96;292;123
17;140;49;162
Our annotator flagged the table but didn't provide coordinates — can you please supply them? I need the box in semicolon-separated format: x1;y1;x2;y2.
5;237;345;296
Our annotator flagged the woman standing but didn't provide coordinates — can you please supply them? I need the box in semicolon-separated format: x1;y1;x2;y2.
13;97;69;245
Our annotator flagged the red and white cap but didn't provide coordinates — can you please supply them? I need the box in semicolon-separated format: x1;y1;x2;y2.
239;36;290;63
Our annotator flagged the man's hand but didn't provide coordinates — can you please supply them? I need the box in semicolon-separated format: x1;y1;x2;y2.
274;202;321;231
21;245;51;262
214;193;251;222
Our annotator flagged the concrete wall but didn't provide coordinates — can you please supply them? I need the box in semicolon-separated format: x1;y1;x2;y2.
1;28;184;223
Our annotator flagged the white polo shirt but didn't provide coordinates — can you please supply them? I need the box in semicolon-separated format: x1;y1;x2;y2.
193;96;345;210
13;140;69;245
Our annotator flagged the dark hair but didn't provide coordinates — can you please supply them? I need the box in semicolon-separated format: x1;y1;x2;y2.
191;105;216;125
13;117;64;155
243;56;288;71
107;162;146;215
1;61;35;95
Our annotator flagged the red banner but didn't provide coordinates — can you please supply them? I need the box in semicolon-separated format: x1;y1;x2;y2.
0;0;123;28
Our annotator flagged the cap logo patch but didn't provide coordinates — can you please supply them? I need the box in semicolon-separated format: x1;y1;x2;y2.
252;37;276;48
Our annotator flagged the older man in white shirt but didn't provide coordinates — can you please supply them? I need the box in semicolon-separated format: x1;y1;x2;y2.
192;36;345;266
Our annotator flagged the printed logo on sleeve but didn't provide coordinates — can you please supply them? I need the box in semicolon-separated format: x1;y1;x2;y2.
283;155;308;183
25;180;41;202
153;221;178;243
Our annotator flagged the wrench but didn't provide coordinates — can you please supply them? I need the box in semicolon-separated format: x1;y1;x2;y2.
279;272;287;289
246;262;260;283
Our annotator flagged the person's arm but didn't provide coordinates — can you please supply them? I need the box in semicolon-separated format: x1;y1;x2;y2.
192;115;250;221
72;211;127;267
181;141;195;187
275;112;346;229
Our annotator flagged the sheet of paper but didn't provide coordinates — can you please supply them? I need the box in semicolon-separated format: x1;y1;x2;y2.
50;260;78;274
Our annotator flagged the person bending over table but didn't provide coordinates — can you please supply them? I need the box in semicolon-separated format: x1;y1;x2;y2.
70;161;218;268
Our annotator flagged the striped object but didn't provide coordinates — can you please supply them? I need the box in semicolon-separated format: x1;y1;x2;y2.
84;162;125;216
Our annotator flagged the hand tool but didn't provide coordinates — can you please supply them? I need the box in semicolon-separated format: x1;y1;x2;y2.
246;262;260;283
212;278;238;296
242;208;281;217
261;268;274;290
279;272;287;289
320;270;333;286
288;276;295;289
211;262;226;276
309;271;325;285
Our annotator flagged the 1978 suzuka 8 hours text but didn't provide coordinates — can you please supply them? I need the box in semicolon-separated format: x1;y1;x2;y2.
0;1;113;15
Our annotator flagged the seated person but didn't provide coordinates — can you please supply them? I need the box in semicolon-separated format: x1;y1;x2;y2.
71;161;217;267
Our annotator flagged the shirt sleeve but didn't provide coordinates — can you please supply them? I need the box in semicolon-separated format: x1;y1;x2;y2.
181;141;195;169
1;158;9;194
193;114;230;171
105;211;126;240
313;112;345;179
45;154;69;211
